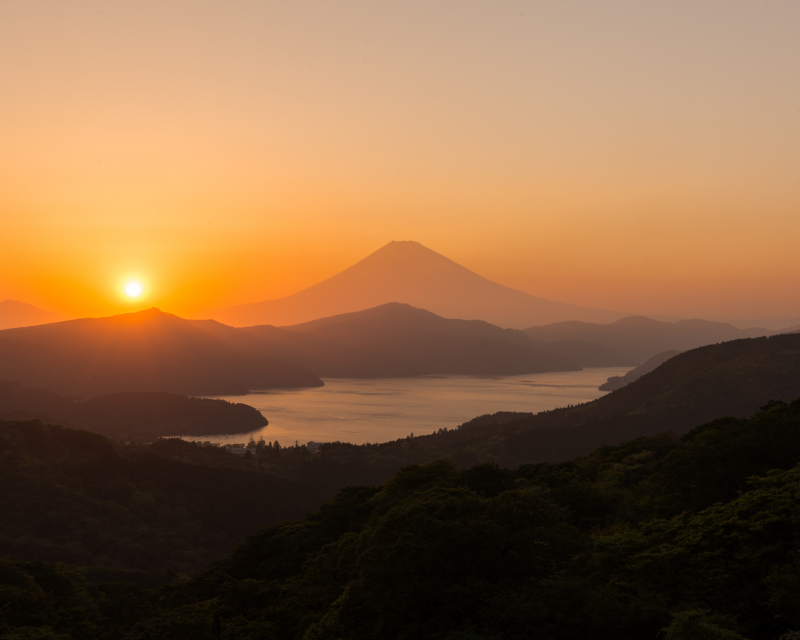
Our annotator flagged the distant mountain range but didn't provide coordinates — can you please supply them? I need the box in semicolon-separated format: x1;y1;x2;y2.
0;293;639;400
0;305;628;398
214;241;628;328
524;315;773;362
242;302;626;377
0;308;322;397
0;300;62;330
3;300;790;401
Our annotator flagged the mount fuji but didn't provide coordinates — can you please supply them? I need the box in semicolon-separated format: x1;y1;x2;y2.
214;241;626;329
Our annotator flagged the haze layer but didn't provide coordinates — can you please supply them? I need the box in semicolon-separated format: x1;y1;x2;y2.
2;1;799;322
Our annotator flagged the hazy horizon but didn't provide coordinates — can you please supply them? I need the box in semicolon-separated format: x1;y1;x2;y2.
2;1;799;324
2;239;800;330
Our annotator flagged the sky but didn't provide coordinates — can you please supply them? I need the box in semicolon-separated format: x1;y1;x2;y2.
1;0;799;324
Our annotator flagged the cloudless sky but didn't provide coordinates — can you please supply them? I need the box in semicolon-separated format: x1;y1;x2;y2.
2;1;799;322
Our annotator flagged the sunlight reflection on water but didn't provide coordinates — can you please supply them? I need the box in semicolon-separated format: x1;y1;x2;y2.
186;368;629;446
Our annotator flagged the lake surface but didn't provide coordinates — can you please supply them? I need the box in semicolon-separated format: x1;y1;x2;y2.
188;367;628;446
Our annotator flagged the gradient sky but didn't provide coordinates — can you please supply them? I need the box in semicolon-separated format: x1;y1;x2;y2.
2;1;799;323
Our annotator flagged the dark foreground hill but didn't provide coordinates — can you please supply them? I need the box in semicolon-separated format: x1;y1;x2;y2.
442;332;800;467
524;315;771;362
5;400;800;639
215;240;625;328
244;303;593;377
0;308;322;397
0;420;320;585
0;380;267;440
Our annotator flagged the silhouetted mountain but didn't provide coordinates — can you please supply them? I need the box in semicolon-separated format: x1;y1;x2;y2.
535;339;637;368
449;333;800;466
215;241;626;328
0;308;322;397
243;303;584;377
0;299;62;330
599;350;681;391
0;380;267;440
524;315;770;362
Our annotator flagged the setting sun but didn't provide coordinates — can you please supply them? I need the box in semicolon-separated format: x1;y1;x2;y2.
125;282;143;298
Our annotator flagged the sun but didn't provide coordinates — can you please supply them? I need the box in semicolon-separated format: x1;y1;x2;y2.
125;282;143;298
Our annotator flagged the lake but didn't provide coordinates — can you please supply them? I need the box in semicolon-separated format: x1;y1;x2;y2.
186;367;628;446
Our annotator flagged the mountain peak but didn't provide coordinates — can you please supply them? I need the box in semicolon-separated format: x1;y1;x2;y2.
214;242;626;328
384;240;424;248
362;240;462;268
377;240;434;253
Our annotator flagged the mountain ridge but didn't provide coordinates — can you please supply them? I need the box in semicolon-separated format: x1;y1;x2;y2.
242;302;590;377
0;308;322;397
524;314;772;362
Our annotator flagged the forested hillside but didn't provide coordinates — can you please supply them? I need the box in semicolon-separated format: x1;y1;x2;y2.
598;349;680;390
0;421;320;585
4;399;800;639
0;381;267;440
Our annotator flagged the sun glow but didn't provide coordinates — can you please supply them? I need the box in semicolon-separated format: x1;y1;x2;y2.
125;282;143;298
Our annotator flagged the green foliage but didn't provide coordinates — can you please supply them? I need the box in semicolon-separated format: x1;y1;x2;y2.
0;421;319;583
662;610;748;640
0;560;98;639
6;398;800;638
146;398;800;640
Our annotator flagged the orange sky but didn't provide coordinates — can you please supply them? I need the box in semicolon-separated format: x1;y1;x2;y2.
2;1;799;324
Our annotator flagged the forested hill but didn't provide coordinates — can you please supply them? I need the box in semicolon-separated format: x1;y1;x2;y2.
447;332;800;466
599;349;680;391
5;399;800;639
0;380;267;440
0;420;320;585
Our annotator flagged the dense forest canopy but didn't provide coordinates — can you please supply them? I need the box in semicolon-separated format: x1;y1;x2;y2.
3;399;800;638
0;420;320;585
